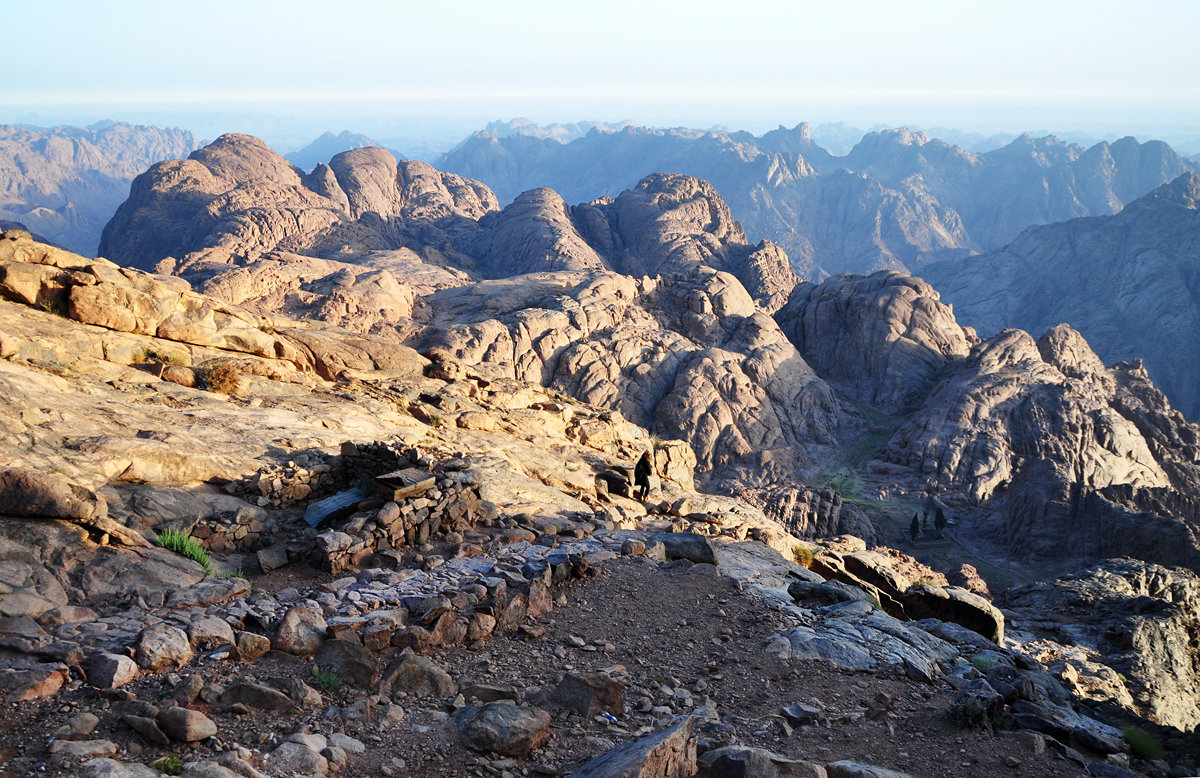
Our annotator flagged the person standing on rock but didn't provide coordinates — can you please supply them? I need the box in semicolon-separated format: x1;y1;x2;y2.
635;451;654;501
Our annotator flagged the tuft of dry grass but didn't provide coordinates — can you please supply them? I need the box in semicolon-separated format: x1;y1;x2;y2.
202;362;241;395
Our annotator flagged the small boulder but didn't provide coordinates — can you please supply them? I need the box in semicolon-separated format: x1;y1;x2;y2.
48;739;118;766
315;638;379;690
550;671;624;716
256;545;289;572
188;615;235;649
569;714;699;777
235;631;271;661
220;680;293;712
271;737;329;776
123;714;169;746
455;701;551;756
376;648;454;697
826;762;917;778
648;532;717;564
157;706;217;742
273;605;327;656
135;624;192;670
88;652;139;689
699;745;826;777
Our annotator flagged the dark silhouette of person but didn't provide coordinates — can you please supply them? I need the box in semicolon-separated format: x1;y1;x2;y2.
635;451;653;501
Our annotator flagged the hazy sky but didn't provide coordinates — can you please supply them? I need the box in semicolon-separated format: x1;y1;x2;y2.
5;0;1200;148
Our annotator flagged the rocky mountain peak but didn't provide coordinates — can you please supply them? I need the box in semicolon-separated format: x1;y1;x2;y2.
1036;323;1114;385
1133;170;1200;210
188;132;303;184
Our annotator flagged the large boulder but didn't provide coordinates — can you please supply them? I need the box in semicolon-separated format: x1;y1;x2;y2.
901;584;1004;645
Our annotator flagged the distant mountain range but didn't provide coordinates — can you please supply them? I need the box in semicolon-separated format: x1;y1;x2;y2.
437;122;1197;279
0;122;196;255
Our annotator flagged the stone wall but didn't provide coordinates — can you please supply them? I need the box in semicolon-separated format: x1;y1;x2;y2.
235;440;438;509
313;466;488;574
190;507;264;553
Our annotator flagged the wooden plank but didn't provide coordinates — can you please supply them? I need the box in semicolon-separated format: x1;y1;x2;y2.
374;468;435;501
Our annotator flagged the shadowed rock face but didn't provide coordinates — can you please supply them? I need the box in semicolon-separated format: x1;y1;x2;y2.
780;269;1200;569
925;172;1200;420
438;122;1197;278
776;271;973;414
0;123;196;256
1003;558;1200;731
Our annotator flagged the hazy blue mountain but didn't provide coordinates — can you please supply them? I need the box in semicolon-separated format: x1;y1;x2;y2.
0;122;196;255
439;122;1197;278
924;172;1200;418
285;130;402;171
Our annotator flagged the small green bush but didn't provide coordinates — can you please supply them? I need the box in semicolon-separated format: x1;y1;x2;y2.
969;654;996;673
153;754;184;775
155;528;212;576
792;545;814;568
1121;724;1164;761
215;567;245;579
312;666;341;692
37;295;68;316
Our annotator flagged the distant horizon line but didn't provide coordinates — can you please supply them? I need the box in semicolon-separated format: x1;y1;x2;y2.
5;106;1199;157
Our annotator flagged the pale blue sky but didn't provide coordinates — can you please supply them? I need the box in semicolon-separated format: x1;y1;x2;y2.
5;0;1199;148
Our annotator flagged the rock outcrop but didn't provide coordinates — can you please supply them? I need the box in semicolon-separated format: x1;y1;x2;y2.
416;265;846;484
1003;558;1200;731
780;267;1200;573
924;172;1200;419
776;271;973;414
96;137;845;510
98;135;497;281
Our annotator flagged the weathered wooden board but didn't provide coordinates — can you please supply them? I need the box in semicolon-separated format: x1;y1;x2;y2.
374;468;435;501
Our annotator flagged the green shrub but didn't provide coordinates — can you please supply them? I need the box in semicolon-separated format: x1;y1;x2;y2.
152;754;184;775
1121;724;1164;761
792;545;814;568
312;666;342;691
969;654;996;673
215;567;245;579
154;528;212;576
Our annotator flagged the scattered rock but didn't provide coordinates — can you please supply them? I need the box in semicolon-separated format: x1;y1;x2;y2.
157;706;217;742
455;701;551;756
376;648;454;697
135;624;193;670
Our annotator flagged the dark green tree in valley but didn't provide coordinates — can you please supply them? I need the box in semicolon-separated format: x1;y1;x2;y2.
910;513;920;541
935;506;947;535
